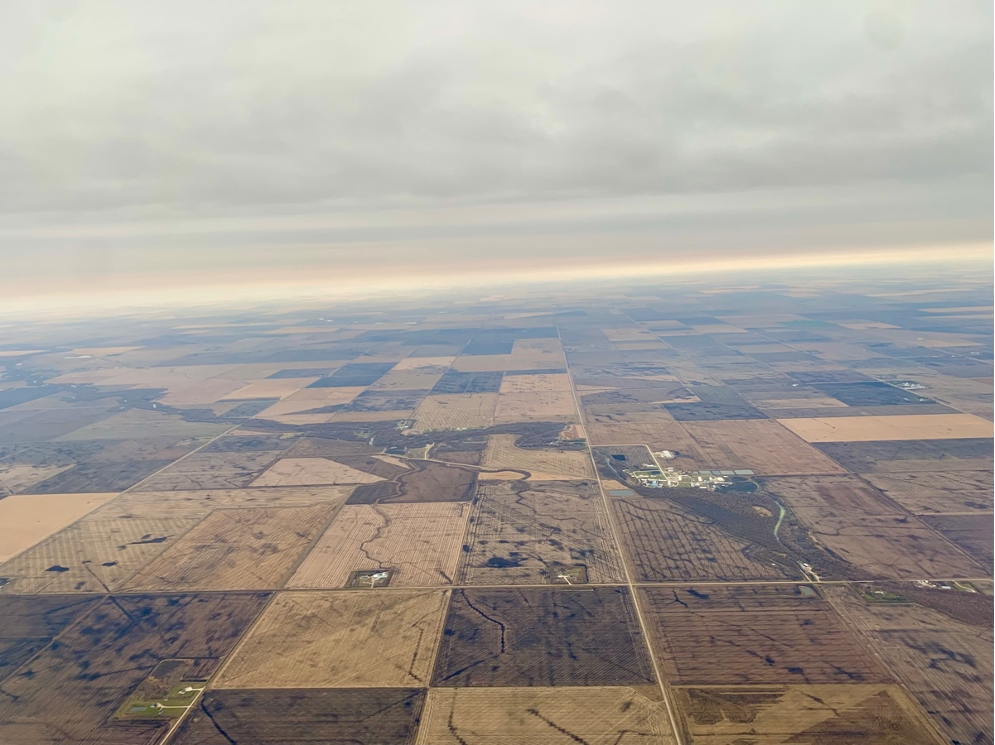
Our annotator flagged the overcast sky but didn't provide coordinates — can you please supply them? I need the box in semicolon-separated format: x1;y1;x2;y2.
0;1;991;310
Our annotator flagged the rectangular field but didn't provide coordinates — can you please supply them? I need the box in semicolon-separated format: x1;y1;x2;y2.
681;420;847;475
498;372;572;393
0;492;118;562
778;413;993;442
481;434;595;480
674;684;943;744
287;502;470;588
457;480;624;585
0;592;269;745
250;456;386;486
492;391;577;422
174;688;426;745
214;589;448;688
861;470;994;514
120;504;334;591
825;585;994;745
814;437;994;472
611;497;793;582
412;393;499;431
0;595;100;682
639;584;890;686
418;687;675;745
134;451;283;491
432;587;656;687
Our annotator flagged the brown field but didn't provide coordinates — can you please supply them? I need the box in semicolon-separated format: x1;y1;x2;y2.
640;584;890;686
214;589;448;688
417;686;675;745
0;492;118;562
0;595;101;682
612;497;792;582
56;408;230;441
0;592;268;745
493;391;577;423
224;378;319;400
251;457;385;486
120;504;334;591
458;480;624;585
799;514;985;580
674;684;943;744
760;475;904;519
585;416;707;463
412;393;499;431
826;585;994;745
778;413;993;442
134;451;282;490
345;459;476;504
923;513;994;567
288;502;470;588
0;513;202;593
481;434;595;479
861;470;994;514
499;372;572;393
682;420;847;475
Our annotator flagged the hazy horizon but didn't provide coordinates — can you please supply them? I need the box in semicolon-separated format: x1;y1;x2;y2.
1;1;991;311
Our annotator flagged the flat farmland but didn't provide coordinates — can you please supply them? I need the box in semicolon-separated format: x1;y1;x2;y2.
94;485;354;521
861;470;994;514
674;684;942;744
814;437;994;473
639;584;890;686
173;688;426;745
0;592;268;745
254;386;364;417
346;459;477;504
0;463;70;496
417;686;675;745
493;391;577;422
611;497;793;582
0;491;118;562
800;513;985;579
288;502;470;587
134;451;282;490
584;414;707;464
0;595;100;682
681;420;847;475
826;586;995;745
215;589;448;688
120;504;334;591
412;393;499;431
481;434;595;479
457;480;624;585
432;587;656;687
760;474;908;519
56;408;230;441
0;513;202;593
250;456;386;486
922;513;994;567
778;413;993;442
452;355;564;372
499;372;572;393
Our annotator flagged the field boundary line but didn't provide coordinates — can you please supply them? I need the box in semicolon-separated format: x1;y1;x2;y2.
559;329;685;745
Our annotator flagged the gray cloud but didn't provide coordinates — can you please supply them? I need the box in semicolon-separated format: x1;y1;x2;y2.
0;0;990;301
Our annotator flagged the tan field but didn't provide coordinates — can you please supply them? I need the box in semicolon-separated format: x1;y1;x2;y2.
752;395;850;409
251;457;384;486
254;388;363;417
155;378;246;405
327;409;418;422
682;420;847;475
452;355;565;372
392;356;456;370
120;504;334;591
96;485;355;521
135;451;282;491
68;346;144;356
368;366;446;391
214;589;448;688
476;470;529;481
498;373;572;393
492;391;577;422
0;514;202;593
778;413;993;442
675;684;942;744
412;393;499;431
224;378;319;400
602;328;662;342
0;492;118;562
0;463;71;496
481;434;595;480
417;687;675;745
288;502;470;588
585;417;707;469
511;338;565;358
55;409;230;440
